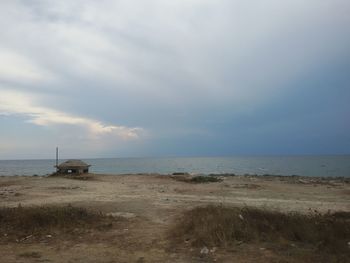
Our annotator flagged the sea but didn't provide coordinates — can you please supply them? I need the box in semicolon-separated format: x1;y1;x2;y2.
0;155;349;177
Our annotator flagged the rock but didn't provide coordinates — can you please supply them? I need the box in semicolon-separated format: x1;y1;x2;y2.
200;246;209;254
298;179;309;184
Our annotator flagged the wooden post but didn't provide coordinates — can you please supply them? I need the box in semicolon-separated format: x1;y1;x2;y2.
56;147;59;172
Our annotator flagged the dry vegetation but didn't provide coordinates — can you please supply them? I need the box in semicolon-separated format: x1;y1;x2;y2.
0;205;115;242
171;174;223;183
1;204;349;262
49;173;96;181
171;205;350;260
1;174;349;262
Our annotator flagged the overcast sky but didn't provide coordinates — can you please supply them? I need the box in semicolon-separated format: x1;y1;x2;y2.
0;0;349;159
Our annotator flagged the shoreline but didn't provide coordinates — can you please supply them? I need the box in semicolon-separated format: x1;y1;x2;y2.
1;155;350;177
1;172;350;182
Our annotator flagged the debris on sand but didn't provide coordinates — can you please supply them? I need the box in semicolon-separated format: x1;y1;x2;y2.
200;246;209;254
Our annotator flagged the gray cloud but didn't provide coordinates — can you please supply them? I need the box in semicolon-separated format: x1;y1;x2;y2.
0;0;349;158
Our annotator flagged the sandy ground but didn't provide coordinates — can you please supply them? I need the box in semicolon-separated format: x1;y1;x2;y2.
0;174;349;262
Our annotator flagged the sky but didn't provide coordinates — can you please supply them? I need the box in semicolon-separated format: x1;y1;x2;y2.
0;0;349;159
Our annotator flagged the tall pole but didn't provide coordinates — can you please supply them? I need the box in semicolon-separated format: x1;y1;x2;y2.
56;147;58;171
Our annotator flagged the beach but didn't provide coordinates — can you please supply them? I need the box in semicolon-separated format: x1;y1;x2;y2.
1;174;349;262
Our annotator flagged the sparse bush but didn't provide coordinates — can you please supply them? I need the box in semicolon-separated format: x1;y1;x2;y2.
190;176;222;183
171;175;222;183
18;251;41;258
171;205;350;255
0;205;110;241
172;172;189;176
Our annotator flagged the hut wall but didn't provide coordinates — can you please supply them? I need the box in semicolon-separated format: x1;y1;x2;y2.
57;168;89;174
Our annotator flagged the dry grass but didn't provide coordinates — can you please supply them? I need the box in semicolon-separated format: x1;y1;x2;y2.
172;175;222;183
171;205;350;257
0;205;113;241
49;173;96;180
67;175;95;181
0;181;15;187
190;176;222;183
18;251;42;258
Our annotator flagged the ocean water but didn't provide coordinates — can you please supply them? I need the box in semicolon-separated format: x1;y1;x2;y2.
0;155;349;177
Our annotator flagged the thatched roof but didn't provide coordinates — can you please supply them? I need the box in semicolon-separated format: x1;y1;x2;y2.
57;160;90;168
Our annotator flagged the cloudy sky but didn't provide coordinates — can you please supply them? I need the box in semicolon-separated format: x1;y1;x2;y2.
0;0;349;159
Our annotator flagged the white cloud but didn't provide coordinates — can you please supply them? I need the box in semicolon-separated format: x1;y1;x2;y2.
0;90;142;140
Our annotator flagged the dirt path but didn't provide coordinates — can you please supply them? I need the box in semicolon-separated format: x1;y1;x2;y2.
1;174;349;262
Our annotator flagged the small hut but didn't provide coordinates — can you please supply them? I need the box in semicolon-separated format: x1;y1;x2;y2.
55;160;90;174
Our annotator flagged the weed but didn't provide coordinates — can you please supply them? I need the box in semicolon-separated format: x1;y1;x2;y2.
172;175;222;183
0;205;110;241
18;251;41;258
190;176;222;183
171;205;350;256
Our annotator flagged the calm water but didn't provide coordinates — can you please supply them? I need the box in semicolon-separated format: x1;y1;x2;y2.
0;156;349;177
